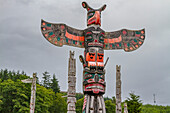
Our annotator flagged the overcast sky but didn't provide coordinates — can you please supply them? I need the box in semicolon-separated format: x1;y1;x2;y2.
0;0;170;106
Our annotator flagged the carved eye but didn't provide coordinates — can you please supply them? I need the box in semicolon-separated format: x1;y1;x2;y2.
98;54;103;58
89;53;95;56
99;35;104;43
85;32;93;42
88;12;95;19
84;74;92;79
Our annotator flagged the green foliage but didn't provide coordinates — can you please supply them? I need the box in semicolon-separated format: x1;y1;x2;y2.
1;69;170;113
76;97;84;113
141;104;170;113
76;93;84;100
41;71;51;88
125;93;142;113
105;99;116;113
50;74;60;93
0;69;66;113
0;79;30;113
104;96;112;101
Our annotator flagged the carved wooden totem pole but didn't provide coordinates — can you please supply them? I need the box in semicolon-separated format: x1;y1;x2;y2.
22;73;37;113
124;103;128;113
40;2;145;113
116;65;122;113
67;51;76;113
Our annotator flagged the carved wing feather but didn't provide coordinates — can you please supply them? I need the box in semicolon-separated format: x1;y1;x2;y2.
41;19;85;48
104;29;145;52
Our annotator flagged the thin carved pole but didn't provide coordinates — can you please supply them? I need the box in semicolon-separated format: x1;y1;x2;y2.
30;73;36;113
124;103;128;113
67;51;76;113
21;73;37;113
116;65;122;113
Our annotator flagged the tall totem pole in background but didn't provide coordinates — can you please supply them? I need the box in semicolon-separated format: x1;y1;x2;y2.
40;2;145;113
67;51;76;113
116;65;122;113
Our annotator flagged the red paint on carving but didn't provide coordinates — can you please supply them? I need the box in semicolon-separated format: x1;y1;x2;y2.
101;32;105;35
61;25;65;30
48;38;51;41
124;43;127;47
135;34;140;37
135;45;139;48
123;30;127;35
65;30;84;41
86;32;92;34
141;36;144;39
88;11;101;26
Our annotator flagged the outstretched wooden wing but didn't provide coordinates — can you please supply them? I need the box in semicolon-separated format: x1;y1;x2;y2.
41;19;85;48
104;29;145;52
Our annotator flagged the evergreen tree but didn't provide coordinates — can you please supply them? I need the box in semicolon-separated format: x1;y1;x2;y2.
42;71;51;88
50;74;60;93
125;92;142;113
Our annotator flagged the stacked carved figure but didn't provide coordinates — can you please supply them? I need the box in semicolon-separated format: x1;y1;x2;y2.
41;2;145;113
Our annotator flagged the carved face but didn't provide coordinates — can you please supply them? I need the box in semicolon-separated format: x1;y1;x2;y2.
84;27;105;48
86;52;95;61
83;47;105;95
97;48;104;62
83;71;105;94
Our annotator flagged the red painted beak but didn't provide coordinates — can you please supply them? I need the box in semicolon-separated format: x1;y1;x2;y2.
95;11;101;25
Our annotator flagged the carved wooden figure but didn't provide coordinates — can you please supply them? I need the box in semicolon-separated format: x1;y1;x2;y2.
124;103;128;113
21;73;37;113
116;65;122;113
40;2;145;113
67;51;76;113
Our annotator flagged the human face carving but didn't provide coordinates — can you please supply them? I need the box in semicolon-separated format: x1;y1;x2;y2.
84;27;105;48
83;71;105;94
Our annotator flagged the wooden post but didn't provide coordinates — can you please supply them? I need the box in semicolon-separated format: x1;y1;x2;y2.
21;73;37;113
116;65;122;113
124;103;128;113
67;51;76;113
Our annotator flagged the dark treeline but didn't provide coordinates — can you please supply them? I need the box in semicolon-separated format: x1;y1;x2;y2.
0;69;170;113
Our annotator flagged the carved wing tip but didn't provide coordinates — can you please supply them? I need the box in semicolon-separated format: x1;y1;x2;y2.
123;28;145;52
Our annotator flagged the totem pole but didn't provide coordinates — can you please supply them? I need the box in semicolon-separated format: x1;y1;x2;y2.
116;65;122;113
40;2;145;113
124;103;128;113
21;73;37;113
67;51;76;113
